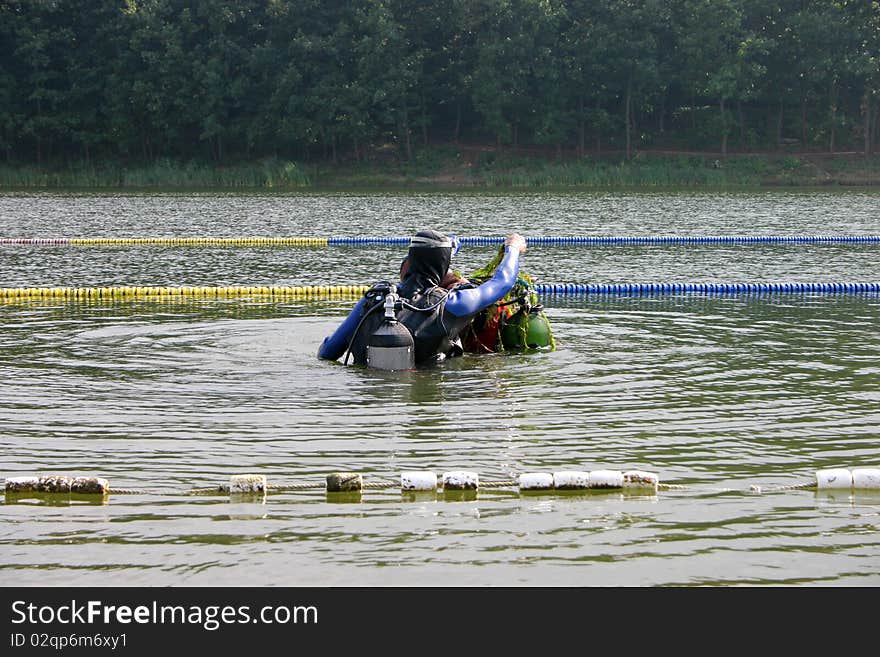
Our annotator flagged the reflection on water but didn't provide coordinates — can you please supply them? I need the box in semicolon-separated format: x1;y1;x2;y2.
1;190;879;586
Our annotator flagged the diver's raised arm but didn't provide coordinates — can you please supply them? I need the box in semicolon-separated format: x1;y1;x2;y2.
445;234;526;317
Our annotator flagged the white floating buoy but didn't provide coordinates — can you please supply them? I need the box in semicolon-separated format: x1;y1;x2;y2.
623;470;659;491
816;468;853;490
519;472;554;491
229;474;266;494
442;471;479;491
553;471;590;490
588;470;625;489
401;471;438;492
852;468;880;490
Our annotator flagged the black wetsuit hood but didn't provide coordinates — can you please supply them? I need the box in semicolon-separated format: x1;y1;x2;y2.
398;228;453;299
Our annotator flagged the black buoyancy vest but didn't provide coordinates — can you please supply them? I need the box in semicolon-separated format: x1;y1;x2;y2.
398;287;471;364
348;284;474;366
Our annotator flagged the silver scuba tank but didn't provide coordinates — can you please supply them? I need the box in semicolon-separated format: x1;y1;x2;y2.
366;293;415;371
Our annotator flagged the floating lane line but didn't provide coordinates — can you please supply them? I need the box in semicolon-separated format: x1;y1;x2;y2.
0;237;329;246
3;235;880;247
534;282;880;295
3;281;880;303
0;285;371;302
451;235;880;246
2;468;878;503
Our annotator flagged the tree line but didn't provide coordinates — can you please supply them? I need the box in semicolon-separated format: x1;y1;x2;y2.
1;0;878;167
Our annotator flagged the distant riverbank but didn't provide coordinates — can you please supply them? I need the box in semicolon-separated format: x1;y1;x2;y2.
1;145;878;190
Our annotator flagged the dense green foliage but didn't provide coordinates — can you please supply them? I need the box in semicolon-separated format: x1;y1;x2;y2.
1;0;878;169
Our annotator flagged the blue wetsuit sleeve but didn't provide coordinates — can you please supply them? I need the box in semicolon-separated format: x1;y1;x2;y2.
445;247;521;317
318;297;367;360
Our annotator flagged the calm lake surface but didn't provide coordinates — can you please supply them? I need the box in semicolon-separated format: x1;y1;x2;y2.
1;189;878;586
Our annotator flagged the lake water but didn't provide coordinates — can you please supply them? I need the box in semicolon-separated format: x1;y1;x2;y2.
1;189;879;586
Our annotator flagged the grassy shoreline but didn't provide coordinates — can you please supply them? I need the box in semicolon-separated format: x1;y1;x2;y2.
1;148;878;190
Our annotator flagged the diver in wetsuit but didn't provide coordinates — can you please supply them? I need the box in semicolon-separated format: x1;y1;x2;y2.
317;228;528;368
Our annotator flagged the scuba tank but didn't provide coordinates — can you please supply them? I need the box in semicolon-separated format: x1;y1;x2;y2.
345;281;451;369
366;291;415;371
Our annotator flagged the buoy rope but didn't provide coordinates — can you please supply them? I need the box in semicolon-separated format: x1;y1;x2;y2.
534;282;880;295
2;281;880;303
98;479;849;497
7;468;880;504
753;480;816;493
5;478;837;499
6;481;813;498
117;479;520;497
107;487;157;495
0;285;371;301
657;483;690;491
478;479;519;489
0;237;329;246
328;235;880;246
3;235;880;247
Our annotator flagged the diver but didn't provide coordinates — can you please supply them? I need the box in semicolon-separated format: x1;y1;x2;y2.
317;228;528;369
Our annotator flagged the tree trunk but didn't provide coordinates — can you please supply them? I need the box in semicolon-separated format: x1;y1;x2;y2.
862;91;870;156
577;95;585;157
776;100;784;148
35;98;42;165
454;101;461;143
829;80;837;153
401;102;412;161
871;100;880;153
800;97;807;147
419;93;428;146
625;73;632;160
659;93;666;133
720;97;728;157
737;100;745;147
